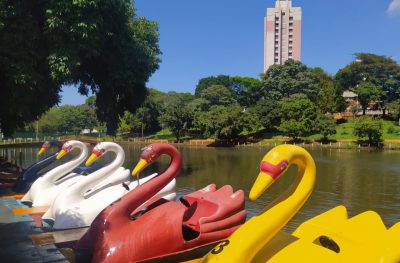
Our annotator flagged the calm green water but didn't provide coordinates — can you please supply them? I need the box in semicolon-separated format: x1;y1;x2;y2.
4;143;400;232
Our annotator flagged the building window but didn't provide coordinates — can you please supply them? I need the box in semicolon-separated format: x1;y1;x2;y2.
289;29;293;33
289;41;293;45
275;41;279;45
289;22;293;27
275;29;279;33
289;16;293;21
275;59;279;63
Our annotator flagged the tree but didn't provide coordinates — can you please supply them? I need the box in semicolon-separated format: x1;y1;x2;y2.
250;99;282;130
388;100;400;121
315;115;337;142
0;1;62;136
195;75;231;97
278;97;319;140
355;82;382;115
38;108;61;133
194;105;244;139
85;96;97;110
159;100;193;142
0;0;161;136
313;68;346;113
353;116;383;146
335;53;400;102
229;77;263;106
261;60;319;101
33;104;98;134
57;105;97;134
200;85;234;108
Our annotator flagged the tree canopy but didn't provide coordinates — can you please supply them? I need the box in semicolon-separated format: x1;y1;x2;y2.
353;116;383;145
261;60;319;101
0;0;161;136
335;53;400;101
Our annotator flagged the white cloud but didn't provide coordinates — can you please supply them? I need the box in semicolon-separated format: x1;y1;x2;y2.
387;0;400;15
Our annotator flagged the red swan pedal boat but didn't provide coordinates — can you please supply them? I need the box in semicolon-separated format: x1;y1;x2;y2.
75;143;246;263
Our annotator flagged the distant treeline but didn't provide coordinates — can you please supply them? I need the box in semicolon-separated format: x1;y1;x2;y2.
19;53;400;146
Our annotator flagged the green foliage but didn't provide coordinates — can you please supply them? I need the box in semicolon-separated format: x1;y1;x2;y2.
0;0;62;136
85;96;96;110
200;85;234;108
57;105;98;134
353;116;383;145
278;97;319;139
386;124;397;135
388;100;400;120
34;104;98;135
194;75;262;106
315;115;337;141
314;69;346;113
229;76;263;106
261;60;319;101
0;0;161;136
195;75;231;97
39;108;61;133
159;99;193;142
194;105;244;139
250;99;282;130
355;82;382;115
335;53;400;102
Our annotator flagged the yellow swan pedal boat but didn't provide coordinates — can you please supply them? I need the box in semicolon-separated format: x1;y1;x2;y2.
195;144;400;263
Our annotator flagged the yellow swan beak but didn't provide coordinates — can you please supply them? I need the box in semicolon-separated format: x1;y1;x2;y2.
56;149;67;160
249;172;275;201
132;159;150;177
38;147;46;156
85;153;98;166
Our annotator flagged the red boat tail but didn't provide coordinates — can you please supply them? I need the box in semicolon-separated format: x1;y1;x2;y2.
75;143;245;263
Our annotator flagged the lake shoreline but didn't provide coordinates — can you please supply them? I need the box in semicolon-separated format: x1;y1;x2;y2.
2;137;400;151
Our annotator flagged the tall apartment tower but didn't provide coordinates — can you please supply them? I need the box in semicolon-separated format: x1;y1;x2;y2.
264;0;302;72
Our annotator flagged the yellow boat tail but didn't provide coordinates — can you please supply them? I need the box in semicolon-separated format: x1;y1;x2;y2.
200;144;316;263
198;145;400;263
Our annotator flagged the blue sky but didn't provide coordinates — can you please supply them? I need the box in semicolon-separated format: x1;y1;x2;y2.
60;0;400;105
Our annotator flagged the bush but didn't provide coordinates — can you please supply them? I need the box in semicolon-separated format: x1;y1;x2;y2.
387;125;398;134
353;116;382;146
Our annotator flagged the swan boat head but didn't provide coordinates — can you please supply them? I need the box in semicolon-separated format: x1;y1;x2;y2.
37;140;62;156
200;144;316;263
20;140;89;207
42;141;131;229
131;144;171;176
85;143;107;166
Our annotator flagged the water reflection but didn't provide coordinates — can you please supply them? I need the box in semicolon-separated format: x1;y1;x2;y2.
8;143;400;232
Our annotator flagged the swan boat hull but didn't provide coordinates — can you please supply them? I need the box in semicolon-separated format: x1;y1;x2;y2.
43;172;176;229
75;184;246;263
248;206;400;263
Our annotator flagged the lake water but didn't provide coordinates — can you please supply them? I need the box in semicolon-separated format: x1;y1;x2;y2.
3;143;400;232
